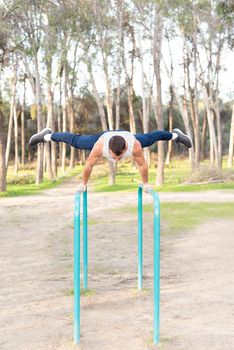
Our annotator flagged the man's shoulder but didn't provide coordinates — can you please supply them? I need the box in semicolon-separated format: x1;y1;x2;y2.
92;138;104;156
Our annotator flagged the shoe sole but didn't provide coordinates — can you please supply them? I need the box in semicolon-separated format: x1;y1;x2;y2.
29;128;52;147
173;128;193;148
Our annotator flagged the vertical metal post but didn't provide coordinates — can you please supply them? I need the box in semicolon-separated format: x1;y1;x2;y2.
138;186;143;290
153;193;160;345
73;186;160;345
74;193;81;344
83;190;88;290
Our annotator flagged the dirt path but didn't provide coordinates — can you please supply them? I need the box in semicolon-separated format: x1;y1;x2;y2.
0;179;234;350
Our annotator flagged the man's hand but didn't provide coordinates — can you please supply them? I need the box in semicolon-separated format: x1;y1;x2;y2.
77;183;87;192
143;183;153;193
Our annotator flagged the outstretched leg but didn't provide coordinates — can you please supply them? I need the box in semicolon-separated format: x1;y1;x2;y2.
134;130;172;148
51;132;105;150
29;129;105;150
135;129;192;149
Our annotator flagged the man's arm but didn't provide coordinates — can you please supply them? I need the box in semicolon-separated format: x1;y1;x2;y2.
79;141;103;189
132;140;148;184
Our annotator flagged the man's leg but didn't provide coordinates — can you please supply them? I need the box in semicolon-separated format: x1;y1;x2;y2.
29;128;105;150
134;131;172;148
134;129;192;149
51;131;105;150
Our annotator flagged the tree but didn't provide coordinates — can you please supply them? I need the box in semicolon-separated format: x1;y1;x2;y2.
20;73;26;167
121;11;137;134
13;0;46;184
153;3;164;186
5;62;17;169
0;1;20;190
227;103;234;168
0;107;6;192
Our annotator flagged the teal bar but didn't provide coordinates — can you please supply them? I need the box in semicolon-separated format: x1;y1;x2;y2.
74;193;81;344
73;186;160;345
83;190;88;290
138;187;143;290
153;192;160;345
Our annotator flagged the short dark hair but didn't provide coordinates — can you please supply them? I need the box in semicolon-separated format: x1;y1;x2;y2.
109;136;126;156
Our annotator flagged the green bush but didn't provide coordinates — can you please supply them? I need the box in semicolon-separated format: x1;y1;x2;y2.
7;174;36;185
186;166;234;183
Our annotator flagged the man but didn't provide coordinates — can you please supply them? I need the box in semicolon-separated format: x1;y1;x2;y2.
29;128;192;191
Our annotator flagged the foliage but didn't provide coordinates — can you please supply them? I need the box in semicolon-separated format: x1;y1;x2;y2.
7;173;35;184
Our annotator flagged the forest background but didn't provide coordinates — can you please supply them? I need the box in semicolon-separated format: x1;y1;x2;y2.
0;0;233;193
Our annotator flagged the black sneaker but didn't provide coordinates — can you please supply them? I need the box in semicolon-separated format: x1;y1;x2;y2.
173;128;193;148
29;128;52;147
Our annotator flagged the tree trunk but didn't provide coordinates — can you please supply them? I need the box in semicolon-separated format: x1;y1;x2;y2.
61;63;68;173
214;101;222;169
165;85;173;165
87;58;115;185
51;102;57;177
121;23;136;134
21;75;26;167
13;105;19;174
183;42;195;169
186;49;199;168
35;53;44;185
87;60;108;131
115;84;121;131
46;88;54;179
102;55;117;184
127;84;136;134
227;103;234;168
0;108;6;192
103;54;114;131
44;56;54;179
192;12;200;168
5;72;16;169
188;90;200;167
115;0;123;130
138;30;150;163
80;150;85;165
162;53;195;168
58;77;62;167
153;5;164;186
213;40;224;170
69;94;75;169
203;86;218;167
201;110;207;161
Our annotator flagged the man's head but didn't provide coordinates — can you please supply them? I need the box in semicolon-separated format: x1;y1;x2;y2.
109;135;127;160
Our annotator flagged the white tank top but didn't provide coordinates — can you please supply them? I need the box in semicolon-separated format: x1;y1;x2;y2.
101;131;135;162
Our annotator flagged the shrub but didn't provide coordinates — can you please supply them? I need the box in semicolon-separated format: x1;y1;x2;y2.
7;174;36;185
186;166;234;183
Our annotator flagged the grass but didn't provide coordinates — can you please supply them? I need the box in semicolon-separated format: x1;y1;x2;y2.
0;164;83;197
65;288;95;297
118;202;234;234
0;178;63;197
161;202;234;233
1;158;234;197
92;158;234;193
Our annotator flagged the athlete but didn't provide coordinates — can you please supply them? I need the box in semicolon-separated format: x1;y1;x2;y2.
29;128;192;191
